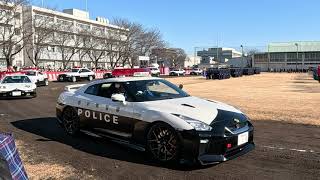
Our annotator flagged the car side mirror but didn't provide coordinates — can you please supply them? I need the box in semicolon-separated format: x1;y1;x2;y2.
111;93;127;105
179;84;183;89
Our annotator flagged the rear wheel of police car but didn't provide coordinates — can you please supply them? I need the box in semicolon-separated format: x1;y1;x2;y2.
146;123;180;163
62;107;80;136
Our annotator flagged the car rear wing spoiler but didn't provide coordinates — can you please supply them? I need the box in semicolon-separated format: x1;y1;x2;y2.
64;84;86;92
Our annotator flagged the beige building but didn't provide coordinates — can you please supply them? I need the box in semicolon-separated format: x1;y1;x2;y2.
23;6;127;69
0;2;24;69
253;41;320;71
0;3;127;69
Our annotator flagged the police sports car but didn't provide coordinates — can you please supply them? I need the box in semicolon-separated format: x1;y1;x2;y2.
0;74;37;98
56;77;254;165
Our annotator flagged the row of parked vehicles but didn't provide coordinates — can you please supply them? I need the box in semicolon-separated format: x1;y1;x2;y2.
0;66;206;99
206;67;261;80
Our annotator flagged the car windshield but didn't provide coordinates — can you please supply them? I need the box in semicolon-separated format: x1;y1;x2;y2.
25;71;36;76
124;79;189;102
71;69;79;72
2;76;31;83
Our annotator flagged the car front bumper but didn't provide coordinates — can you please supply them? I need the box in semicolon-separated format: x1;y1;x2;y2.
178;125;254;165
0;90;37;98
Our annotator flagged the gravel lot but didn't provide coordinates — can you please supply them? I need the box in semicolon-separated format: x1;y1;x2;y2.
0;73;319;179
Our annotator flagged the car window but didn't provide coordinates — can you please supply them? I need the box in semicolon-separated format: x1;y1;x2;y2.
25;71;36;76
147;81;179;95
71;69;79;72
124;79;189;102
97;82;132;101
2;76;31;83
81;69;91;73
84;84;100;95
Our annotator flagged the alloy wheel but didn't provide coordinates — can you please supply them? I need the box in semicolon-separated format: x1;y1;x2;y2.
147;124;179;162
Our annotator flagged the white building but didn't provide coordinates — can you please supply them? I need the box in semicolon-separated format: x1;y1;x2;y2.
197;47;242;64
0;3;127;69
22;6;127;69
0;2;24;69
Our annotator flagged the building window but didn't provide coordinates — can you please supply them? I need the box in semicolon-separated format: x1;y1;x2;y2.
270;53;285;62
287;52;302;62
14;12;20;19
305;52;320;62
14;28;21;35
254;54;268;62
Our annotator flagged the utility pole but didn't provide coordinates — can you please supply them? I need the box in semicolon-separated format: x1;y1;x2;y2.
41;0;44;7
295;43;298;71
85;0;88;11
241;45;244;68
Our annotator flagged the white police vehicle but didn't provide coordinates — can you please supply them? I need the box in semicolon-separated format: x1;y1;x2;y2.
169;69;185;76
56;76;254;165
190;68;203;75
58;68;95;82
24;70;49;86
0;74;37;98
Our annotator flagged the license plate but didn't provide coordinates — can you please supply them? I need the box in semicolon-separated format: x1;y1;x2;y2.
237;132;249;146
12;91;21;96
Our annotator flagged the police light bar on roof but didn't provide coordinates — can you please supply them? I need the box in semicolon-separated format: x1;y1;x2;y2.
133;72;151;77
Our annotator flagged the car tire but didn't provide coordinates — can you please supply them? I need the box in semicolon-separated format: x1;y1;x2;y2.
62;107;80;136
44;79;49;86
88;75;93;81
146;122;180;163
72;76;77;82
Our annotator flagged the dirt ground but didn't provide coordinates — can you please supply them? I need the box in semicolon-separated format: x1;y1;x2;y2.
1;73;319;179
166;73;320;126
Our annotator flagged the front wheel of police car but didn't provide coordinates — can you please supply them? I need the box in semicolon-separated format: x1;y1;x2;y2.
146;123;180;163
62;107;80;136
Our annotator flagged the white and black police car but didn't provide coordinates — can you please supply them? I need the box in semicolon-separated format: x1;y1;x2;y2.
56;76;254;165
0;74;37;98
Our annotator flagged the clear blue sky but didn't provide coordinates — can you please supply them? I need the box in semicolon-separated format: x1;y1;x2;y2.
32;0;320;54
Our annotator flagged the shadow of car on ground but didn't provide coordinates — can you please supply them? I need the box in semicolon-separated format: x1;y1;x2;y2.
11;117;212;171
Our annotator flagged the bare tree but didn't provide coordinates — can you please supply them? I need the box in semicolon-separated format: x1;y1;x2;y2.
25;14;57;66
88;37;108;68
0;0;32;67
108;31;127;68
112;18;165;68
54;27;81;69
151;48;187;68
76;30;91;67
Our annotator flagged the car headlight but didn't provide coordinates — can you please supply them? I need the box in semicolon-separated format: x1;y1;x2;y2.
25;85;31;88
173;114;212;131
0;85;6;89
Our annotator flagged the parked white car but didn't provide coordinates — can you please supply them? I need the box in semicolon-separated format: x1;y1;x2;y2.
149;67;160;77
190;68;203;75
169;69;185;76
24;70;49;86
58;68;95;82
0;74;37;98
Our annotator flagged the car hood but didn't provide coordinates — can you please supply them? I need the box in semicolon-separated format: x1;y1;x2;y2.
0;83;36;91
140;96;242;125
